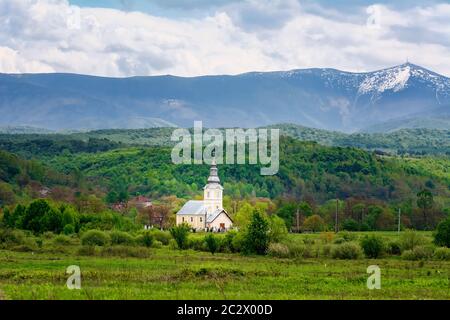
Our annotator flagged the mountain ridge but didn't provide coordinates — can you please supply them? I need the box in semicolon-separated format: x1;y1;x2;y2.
1;63;449;133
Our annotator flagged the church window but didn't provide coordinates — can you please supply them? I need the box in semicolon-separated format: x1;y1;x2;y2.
182;217;185;222
190;217;193;222
200;217;203;222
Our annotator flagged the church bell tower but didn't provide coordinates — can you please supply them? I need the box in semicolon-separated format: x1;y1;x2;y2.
203;159;223;214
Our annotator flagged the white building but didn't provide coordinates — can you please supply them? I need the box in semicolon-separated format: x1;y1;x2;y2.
176;160;233;231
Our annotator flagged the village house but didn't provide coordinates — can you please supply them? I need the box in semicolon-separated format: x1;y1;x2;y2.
176;160;233;231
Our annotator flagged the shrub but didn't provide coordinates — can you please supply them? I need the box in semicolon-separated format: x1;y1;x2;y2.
319;232;334;244
267;243;290;258
189;237;207;251
288;243;314;259
242;210;269;255
168;239;178;250
342;219;359;231
434;218;450;248
302;215;325;232
340;231;358;242
204;234;220;255
401;246;434;261
137;231;154;248
100;246;151;258
221;230;239;253
152;240;163;249
63;224;75;235
81;230;109;246
399;230;427;251
433;247;450;261
150;229;171;245
0;229;26;246
52;235;72;246
331;243;362;260
110;230;135;246
360;235;385;258
321;244;333;258
77;245;97;256
268;215;288;242
386;241;402;255
169;223;190;249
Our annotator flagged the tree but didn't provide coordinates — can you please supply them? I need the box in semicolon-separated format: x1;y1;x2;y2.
268;215;288;242
417;189;433;229
22;199;53;233
360;235;385;258
303;214;325;232
169;223;190;249
242;210;269;255
342;218;359;231
204;234;220;255
434;218;450;248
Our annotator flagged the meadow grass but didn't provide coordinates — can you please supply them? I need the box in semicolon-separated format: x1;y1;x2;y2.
0;232;449;300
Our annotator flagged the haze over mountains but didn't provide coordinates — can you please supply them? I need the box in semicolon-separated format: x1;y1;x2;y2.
0;63;449;133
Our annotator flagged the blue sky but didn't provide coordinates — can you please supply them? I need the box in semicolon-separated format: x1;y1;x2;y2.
0;0;449;77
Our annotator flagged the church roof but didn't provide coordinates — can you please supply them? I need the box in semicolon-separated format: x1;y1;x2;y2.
177;200;207;216
206;208;233;223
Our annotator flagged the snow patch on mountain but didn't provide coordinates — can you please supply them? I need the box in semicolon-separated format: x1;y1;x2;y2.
359;65;411;94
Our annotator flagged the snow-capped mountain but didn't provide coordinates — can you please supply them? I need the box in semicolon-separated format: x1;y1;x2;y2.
0;63;449;132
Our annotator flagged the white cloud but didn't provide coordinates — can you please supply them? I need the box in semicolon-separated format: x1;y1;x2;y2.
0;0;449;77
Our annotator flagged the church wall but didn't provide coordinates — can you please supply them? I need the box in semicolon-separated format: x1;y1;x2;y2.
208;213;233;230
176;214;205;230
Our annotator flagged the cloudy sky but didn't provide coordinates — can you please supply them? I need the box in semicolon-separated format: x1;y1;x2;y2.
0;0;449;77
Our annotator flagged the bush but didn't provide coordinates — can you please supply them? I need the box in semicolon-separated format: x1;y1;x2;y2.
100;246;151;258
170;223;190;249
52;235;72;246
399;230;427;251
81;230;109;246
110;230;135;246
342;219;359;231
302;215;325;232
0;229;26;246
321;244;333;257
287;243;314;259
221;230;239;253
137;231;154;248
433;247;450;261
386;241;402;255
204;234;220;255
434;218;450;247
189;237;207;251
63;224;75;235
319;232;334;244
151;230;171;245
360;235;385;258
331;243;362;260
401;246;434;261
242;210;269;255
267;243;290;258
168;239;178;250
152;240;163;249
340;231;358;242
77;245;97;256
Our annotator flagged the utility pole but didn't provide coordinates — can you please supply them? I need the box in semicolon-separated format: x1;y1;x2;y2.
335;198;339;233
398;208;401;234
296;209;300;233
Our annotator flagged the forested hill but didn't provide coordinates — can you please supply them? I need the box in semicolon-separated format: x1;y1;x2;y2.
1;124;449;157
37;137;449;204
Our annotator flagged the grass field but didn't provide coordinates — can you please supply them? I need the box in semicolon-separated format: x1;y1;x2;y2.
0;232;449;300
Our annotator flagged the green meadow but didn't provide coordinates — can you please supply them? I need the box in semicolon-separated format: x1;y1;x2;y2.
0;232;448;300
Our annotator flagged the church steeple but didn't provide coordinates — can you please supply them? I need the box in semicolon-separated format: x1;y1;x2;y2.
207;159;220;184
203;159;223;214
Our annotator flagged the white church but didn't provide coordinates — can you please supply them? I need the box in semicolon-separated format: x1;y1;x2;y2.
176;160;233;231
